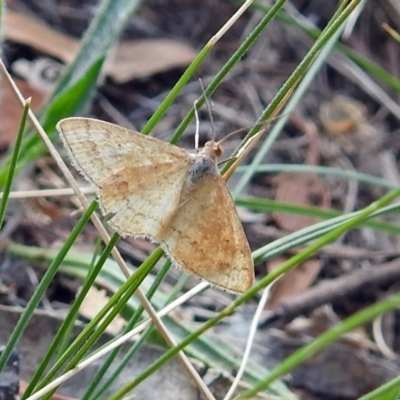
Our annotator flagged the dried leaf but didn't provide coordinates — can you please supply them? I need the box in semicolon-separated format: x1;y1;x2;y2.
79;287;125;335
266;256;322;311
319;95;374;136
4;11;197;82
4;11;78;63
0;78;46;146
273;172;331;232
109;39;197;82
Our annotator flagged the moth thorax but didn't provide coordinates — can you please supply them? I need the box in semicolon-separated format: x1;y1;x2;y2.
188;156;215;185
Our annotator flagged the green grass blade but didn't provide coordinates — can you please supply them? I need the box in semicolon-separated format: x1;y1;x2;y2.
252;202;400;263
236;163;399;190
359;377;400;400
0;99;30;230
237;197;400;236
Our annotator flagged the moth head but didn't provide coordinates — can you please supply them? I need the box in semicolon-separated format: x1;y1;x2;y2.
201;140;224;160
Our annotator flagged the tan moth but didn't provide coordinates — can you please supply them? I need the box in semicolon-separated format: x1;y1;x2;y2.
57;118;254;292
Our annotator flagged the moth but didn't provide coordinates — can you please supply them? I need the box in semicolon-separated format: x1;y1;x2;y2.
57;118;254;292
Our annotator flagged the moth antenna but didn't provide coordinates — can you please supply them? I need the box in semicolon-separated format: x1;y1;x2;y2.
198;78;216;141
217;112;288;146
194;99;200;153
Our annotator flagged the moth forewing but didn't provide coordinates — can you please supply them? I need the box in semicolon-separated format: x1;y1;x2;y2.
160;171;254;293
